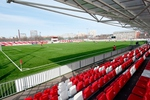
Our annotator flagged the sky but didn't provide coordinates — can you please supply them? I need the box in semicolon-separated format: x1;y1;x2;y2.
0;0;134;38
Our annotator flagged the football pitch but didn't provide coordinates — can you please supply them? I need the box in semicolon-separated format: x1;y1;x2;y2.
0;41;142;83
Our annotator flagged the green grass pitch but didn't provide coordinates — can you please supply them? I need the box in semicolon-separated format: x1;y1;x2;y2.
0;41;143;82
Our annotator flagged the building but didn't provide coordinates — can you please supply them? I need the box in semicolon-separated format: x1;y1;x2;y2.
113;31;141;40
51;36;59;43
20;33;27;38
30;30;38;38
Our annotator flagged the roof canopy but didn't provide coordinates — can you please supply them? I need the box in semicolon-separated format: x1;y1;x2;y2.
7;0;150;33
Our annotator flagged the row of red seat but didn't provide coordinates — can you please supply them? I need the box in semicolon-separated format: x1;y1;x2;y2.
127;60;150;100
24;44;150;100
24;85;58;100
96;50;149;100
70;49;139;99
64;45;149;100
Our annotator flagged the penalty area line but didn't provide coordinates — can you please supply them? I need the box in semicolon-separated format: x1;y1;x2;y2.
1;50;22;71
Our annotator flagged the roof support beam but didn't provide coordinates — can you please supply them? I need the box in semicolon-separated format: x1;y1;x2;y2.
7;0;13;3
113;0;149;29
144;0;150;3
84;0;124;18
97;0;132;19
9;0;125;27
98;0;150;30
131;4;150;20
7;0;150;32
100;16;104;21
14;0;86;13
84;0;146;29
72;0;99;22
13;0;96;21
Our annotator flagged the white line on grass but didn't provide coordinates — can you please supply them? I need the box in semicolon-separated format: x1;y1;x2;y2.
1;50;22;71
23;49;111;71
12;48;22;51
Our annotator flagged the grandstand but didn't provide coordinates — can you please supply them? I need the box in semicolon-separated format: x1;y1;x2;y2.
0;41;48;46
1;0;150;100
2;44;150;100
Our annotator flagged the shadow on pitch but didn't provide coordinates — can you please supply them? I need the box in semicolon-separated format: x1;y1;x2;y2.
48;45;128;66
14;47;44;65
0;68;15;81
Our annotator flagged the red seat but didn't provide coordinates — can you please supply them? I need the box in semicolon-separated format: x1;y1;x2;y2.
70;77;75;82
34;92;42;100
50;95;58;100
106;88;115;100
102;70;106;75
83;74;89;79
143;93;150;100
146;67;150;70
132;86;146;97
76;81;84;92
49;89;58;97
43;88;51;94
84;78;89;87
24;96;33;100
104;75;109;83
121;63;126;70
94;74;99;80
147;81;150;87
51;85;58;91
136;81;147;89
125;71;131;80
98;77;104;87
139;76;149;83
107;72;113;79
83;86;92;100
96;92;103;100
127;94;143;100
39;94;49;100
104;86;112;93
72;78;78;86
118;77;125;88
113;81;120;94
111;70;116;77
78;74;84;81
89;76;94;83
91;81;99;93
123;75;128;84
97;92;107;100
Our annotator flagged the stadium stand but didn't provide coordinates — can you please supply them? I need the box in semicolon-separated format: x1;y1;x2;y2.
127;61;150;100
0;41;48;46
0;40;83;46
22;44;150;100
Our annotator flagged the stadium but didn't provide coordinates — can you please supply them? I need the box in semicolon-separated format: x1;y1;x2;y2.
1;0;150;100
